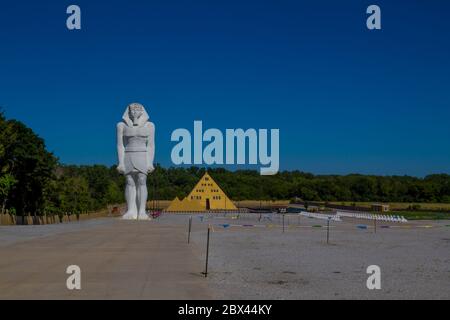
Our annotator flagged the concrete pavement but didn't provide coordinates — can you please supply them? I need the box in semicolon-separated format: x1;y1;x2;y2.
0;218;211;299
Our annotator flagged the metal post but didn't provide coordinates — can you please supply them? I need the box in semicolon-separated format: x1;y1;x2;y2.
374;217;377;234
204;226;210;277
188;216;192;244
282;214;285;233
327;217;330;244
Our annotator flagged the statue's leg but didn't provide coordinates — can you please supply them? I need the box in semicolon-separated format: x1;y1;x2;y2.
137;172;149;219
123;173;138;219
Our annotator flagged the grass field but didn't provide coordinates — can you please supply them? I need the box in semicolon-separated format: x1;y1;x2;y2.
151;200;450;219
234;200;290;208
148;200;171;210
390;211;450;220
329;202;450;211
156;200;450;211
150;200;290;210
328;201;450;220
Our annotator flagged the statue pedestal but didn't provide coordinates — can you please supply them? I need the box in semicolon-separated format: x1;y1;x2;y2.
122;212;151;221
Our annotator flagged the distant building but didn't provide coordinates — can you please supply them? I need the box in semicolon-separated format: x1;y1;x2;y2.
371;203;390;212
165;172;238;212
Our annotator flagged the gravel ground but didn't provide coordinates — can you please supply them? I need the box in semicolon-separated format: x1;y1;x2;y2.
169;213;450;300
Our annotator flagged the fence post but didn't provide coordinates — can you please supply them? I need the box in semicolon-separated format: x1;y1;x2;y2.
203;226;211;277
188;216;192;244
326;217;331;244
374;217;377;234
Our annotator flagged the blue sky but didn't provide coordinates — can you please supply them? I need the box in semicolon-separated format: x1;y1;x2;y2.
1;0;449;176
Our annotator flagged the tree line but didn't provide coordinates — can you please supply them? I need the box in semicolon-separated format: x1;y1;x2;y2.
0;112;124;217
1;112;449;217
158;167;450;204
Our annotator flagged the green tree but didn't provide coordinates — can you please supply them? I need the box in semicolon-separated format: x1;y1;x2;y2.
59;176;92;216
2;119;57;216
0;111;17;213
0;174;16;213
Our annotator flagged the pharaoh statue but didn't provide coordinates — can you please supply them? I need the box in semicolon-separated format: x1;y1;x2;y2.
116;103;155;220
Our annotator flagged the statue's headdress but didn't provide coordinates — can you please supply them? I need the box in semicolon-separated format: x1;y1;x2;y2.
122;102;150;127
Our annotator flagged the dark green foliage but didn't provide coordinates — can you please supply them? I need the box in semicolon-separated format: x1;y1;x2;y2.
59;165;124;211
0;115;57;216
159;169;450;204
0;113;125;216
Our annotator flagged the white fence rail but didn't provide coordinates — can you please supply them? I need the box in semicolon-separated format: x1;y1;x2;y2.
336;211;408;223
299;211;342;222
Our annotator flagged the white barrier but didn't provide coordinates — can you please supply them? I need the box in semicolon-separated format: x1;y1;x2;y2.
336;211;407;223
299;211;342;222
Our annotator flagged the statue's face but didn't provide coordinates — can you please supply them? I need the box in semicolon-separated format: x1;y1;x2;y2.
129;108;143;122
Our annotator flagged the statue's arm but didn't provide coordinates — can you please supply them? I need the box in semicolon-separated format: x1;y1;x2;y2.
147;122;155;169
116;123;125;172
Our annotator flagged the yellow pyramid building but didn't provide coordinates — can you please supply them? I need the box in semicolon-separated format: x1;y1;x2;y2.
165;172;238;212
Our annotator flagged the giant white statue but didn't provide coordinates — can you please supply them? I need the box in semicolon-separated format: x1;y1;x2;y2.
117;103;155;220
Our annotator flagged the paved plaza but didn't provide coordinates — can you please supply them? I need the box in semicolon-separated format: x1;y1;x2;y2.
0;218;211;299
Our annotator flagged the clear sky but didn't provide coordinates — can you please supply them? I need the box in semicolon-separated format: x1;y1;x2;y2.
1;0;449;176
